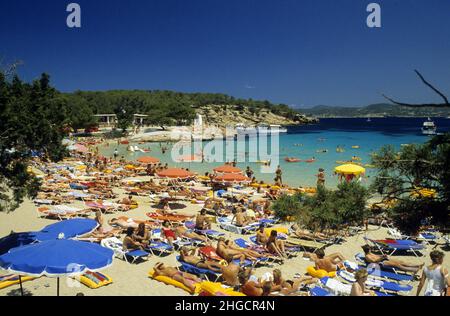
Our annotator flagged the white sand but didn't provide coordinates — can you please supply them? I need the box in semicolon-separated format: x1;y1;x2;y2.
0;194;448;296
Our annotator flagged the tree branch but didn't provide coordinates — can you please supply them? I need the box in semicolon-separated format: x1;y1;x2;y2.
381;69;450;108
414;69;449;105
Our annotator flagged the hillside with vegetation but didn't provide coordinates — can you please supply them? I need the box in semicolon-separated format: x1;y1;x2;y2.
300;103;450;118
67;90;316;130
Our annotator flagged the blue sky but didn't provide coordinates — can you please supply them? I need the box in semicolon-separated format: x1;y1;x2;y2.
1;0;450;107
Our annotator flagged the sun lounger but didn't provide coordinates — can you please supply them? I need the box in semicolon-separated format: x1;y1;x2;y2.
184;221;225;240
147;240;174;256
100;237;149;264
343;260;413;283
37;205;91;220
364;237;424;257
234;238;283;265
218;218;260;235
151;229;194;249
309;286;335;296
198;246;253;267
337;270;412;295
176;256;221;282
320;276;392;296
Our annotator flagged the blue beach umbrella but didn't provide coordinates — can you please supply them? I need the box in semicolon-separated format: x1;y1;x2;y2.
37;218;98;240
0;239;114;296
0;219;99;255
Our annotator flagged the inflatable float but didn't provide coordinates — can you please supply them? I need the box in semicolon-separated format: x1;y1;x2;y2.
306;266;336;279
78;271;113;289
148;270;201;294
0;275;35;290
199;281;245;296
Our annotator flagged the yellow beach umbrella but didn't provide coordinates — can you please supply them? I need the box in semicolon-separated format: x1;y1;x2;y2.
334;164;366;176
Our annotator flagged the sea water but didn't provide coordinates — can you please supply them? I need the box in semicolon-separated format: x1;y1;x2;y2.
100;117;450;188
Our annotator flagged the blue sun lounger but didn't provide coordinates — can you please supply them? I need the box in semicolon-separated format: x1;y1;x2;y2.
354;253;415;279
344;259;413;283
337;270;412;295
320;276;393;296
309;286;335;296
249;236;302;253
184;221;225;240
364;237;424;257
147;241;173;256
176;256;221;282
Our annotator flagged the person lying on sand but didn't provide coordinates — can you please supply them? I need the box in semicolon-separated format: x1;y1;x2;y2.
362;245;424;273
179;247;224;273
153;262;202;293
305;249;346;272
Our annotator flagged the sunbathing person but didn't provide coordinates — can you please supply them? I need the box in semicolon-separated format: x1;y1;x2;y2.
362;245;424;273
256;225;269;245
123;227;146;251
271;269;318;294
351;269;376;296
266;230;288;259
108;217;139;230
216;238;247;265
223;240;266;260
161;220;177;247
153;262;202;293
290;223;329;241
195;209;211;230
221;262;241;288
118;195;135;206
88;210;117;238
309;249;346;272
179;247;224;273
133;223;151;247
174;225;209;243
235;208;253;227
239;268;263;296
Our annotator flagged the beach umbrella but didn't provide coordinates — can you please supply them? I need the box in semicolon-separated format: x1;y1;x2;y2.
213;173;250;184
0;219;98;256
137;156;160;164
37;219;98;240
0;239;114;296
334;164;366;176
157;168;194;179
213;165;242;174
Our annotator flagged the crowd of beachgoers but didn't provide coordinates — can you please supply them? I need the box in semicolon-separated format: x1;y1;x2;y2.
0;137;448;297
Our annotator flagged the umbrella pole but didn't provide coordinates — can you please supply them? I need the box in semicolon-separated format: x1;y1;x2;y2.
57;277;60;296
19;275;24;296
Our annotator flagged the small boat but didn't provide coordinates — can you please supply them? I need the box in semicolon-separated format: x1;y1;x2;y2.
316;149;328;153
422;118;437;135
352;146;360;149
285;158;302;163
367;117;372;122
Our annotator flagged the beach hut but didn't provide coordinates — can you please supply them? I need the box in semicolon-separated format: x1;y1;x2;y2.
136;156;160;164
156;168;195;179
213;165;242;174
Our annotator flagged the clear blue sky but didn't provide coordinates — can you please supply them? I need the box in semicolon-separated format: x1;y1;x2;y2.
1;0;450;107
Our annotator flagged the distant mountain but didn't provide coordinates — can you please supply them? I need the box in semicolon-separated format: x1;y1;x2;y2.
299;103;450;118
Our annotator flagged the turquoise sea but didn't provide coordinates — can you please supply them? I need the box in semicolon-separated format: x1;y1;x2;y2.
100;117;450;188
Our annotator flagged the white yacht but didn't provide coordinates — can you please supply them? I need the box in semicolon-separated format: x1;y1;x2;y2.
256;124;288;134
422;118;437;135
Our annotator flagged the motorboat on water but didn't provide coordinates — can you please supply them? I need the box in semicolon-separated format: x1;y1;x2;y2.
236;123;287;135
422;118;437;135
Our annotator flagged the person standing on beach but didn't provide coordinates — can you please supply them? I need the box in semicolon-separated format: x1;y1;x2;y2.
316;168;325;187
274;165;283;185
246;166;254;179
416;250;448;296
113;149;118;160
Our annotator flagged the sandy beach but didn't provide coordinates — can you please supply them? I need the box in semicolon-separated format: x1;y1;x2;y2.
1;189;447;297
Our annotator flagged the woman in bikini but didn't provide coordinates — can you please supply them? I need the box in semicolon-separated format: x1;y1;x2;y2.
161;220;177;246
179;247;224;272
266;230;288;259
133;223;151;247
153;262;202;293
